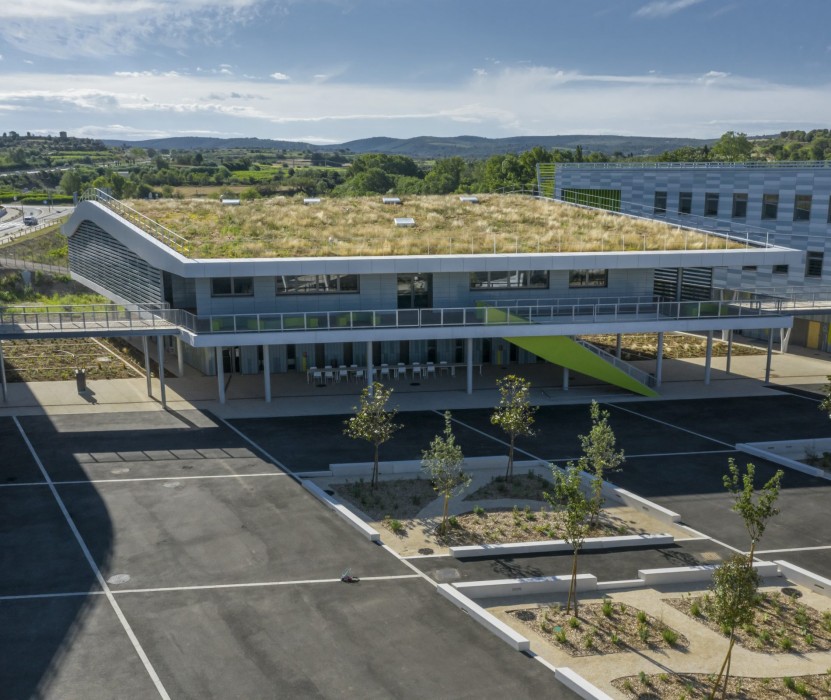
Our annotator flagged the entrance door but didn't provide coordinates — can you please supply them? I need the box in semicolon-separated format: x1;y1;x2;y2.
397;274;432;309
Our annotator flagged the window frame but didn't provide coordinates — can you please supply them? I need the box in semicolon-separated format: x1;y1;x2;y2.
732;193;748;219
211;276;254;297
276;274;360;295
806;251;824;279
678;192;692;215
653;191;667;215
568;269;608;289
469;270;549;291
793;194;812;222
704;192;719;217
762;193;779;220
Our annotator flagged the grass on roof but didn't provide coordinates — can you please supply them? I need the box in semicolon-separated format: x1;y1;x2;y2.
126;194;745;259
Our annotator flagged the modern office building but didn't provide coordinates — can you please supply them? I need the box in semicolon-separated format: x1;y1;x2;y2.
0;190;799;404
550;161;831;349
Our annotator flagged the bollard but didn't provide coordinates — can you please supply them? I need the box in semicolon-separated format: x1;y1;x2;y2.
75;368;87;393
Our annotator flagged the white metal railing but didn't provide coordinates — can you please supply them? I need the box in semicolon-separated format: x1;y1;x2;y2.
576;339;656;387
81;189;190;255
0;303;179;335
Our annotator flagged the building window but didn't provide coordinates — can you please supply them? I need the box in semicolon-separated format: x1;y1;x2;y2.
704;192;719;217
742;266;757;272
762;193;779;220
806;251;824;278
794;194;812;222
653;191;667;215
470;270;549;290
678;192;692;215
276;274;359;294
773;265;789;275
568;269;608;288
211;277;253;296
732;193;748;218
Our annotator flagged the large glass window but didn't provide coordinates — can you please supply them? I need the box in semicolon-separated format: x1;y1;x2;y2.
732;193;748;218
762;193;779;220
794;194;812;222
678;192;692;215
806;251;824;278
568;269;608;288
469;270;549;290
653;191;667;215
211;277;253;297
704;192;719;217
276;274;359;294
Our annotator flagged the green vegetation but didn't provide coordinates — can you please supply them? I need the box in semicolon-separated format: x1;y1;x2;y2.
343;382;402;489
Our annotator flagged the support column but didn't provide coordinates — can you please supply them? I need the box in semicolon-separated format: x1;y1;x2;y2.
263;344;271;403
781;327;791;354
157;335;167;408
466;338;473;395
366;340;373;393
655;332;664;387
562;365;569;391
216;346;226;404
765;330;774;384
615;334;622;359
176;338;185;377
0;340;7;402
704;330;713;385
726;330;733;375
142;336;152;397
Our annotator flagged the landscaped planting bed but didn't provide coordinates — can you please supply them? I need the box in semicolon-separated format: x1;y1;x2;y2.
613;670;831;699
1;337;143;381
509;599;688;656
580;332;765;361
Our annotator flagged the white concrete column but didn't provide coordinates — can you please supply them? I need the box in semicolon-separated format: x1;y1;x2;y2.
142;336;152;397
466;338;473;395
157;335;167;408
655;332;664;387
765;330;774;384
704;330;713;385
562;365;569;391
176;337;185;377
216;346;226;404
781;327;791;354
0;340;7;402
726;330;733;374
263;344;271;403
615;334;622;359
366;340;373;393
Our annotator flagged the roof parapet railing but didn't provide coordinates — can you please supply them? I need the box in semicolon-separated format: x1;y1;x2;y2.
80;189;190;256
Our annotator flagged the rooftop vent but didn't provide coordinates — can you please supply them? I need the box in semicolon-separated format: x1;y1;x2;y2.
459;196;479;203
303;198;321;205
382;197;402;205
394;217;415;227
220;198;241;206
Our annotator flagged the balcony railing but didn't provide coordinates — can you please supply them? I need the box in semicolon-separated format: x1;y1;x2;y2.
0;303;179;335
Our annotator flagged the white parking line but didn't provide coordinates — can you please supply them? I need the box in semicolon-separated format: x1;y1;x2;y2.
13;417;172;700
754;544;831;555
0;472;290;488
0;590;106;602
606;403;734;448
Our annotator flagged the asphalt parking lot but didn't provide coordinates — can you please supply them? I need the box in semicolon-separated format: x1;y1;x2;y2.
1;411;567;700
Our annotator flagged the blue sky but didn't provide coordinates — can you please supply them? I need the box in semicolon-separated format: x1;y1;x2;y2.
1;0;830;144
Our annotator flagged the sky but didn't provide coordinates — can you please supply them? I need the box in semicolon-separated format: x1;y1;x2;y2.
1;0;830;144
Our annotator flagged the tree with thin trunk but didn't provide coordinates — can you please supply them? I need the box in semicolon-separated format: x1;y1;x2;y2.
343;382;402;489
544;465;590;617
707;554;760;700
490;375;537;482
575;401;625;527
422;411;471;536
723;458;784;561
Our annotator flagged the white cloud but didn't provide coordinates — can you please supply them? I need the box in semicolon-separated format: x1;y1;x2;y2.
635;0;706;19
270;72;290;81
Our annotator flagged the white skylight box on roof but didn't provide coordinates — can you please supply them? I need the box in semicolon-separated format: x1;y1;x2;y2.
459;196;479;203
303;198;321;204
220;198;241;206
382;197;402;204
394;217;416;227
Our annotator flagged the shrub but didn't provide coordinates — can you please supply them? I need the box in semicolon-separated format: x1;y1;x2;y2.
568;616;580;629
638;623;649;644
662;628;679;646
447;515;460;529
384;516;405;535
780;636;793;651
638;670;651;687
611;632;621;646
472;504;485;516
554;629;567;644
601;598;613;617
636;610;648;624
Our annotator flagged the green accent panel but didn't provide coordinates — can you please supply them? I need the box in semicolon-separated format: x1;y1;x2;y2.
478;302;657;397
537;163;556;198
505;335;658;397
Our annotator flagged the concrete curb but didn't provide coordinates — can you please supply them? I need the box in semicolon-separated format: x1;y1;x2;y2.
328;457;546;477
453;573;598;599
736;442;830;480
450;533;674;559
300;479;381;542
555;667;615;700
776;560;831;597
638;561;780;585
436;584;530;651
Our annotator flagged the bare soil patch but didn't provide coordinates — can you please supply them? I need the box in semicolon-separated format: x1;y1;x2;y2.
666;589;831;654
509;600;688;657
463;471;554;501
580;332;765;361
612;670;831;699
2;337;145;381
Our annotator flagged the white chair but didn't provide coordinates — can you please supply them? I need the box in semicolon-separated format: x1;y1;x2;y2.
338;366;348;383
380;363;390;380
426;362;436;379
354;367;364;382
308;366;317;384
396;362;406;380
312;368;323;384
411;362;422;380
439;360;449;376
324;368;334;384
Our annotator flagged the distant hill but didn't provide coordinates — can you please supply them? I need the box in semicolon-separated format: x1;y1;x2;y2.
101;134;716;159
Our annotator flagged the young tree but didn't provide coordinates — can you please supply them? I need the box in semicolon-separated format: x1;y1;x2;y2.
422;411;471;536
544;466;590;617
706;554;760;700
575;401;625;527
490;375;537;482
343;382;402;489
723;458;784;561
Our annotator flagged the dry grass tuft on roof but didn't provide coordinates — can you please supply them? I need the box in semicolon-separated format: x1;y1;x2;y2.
126;194;745;259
